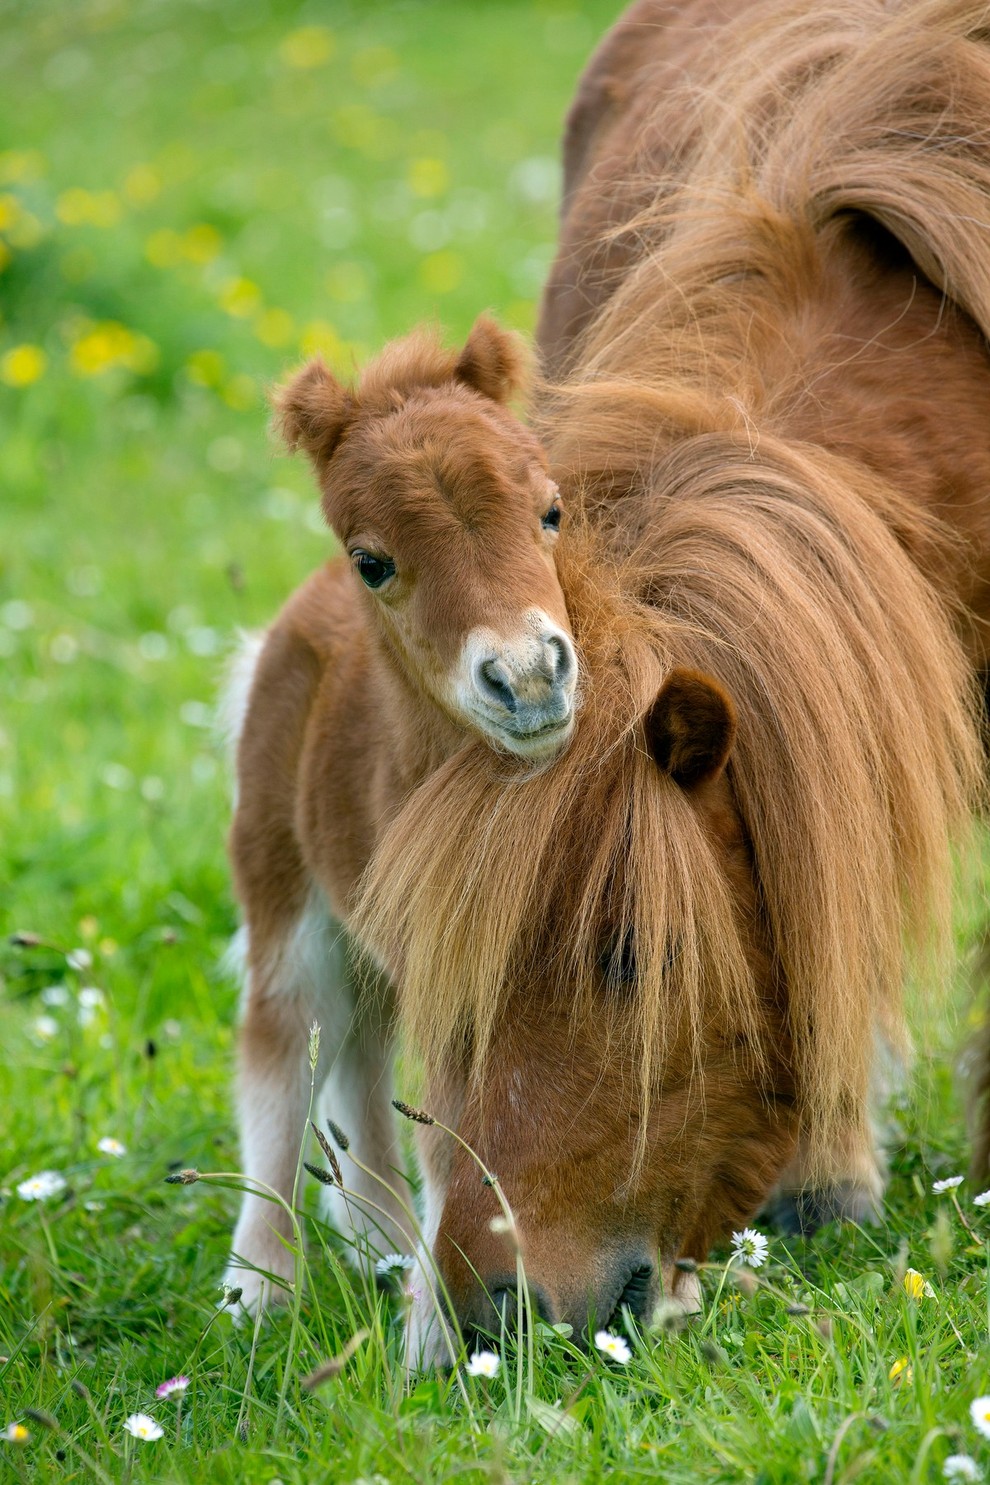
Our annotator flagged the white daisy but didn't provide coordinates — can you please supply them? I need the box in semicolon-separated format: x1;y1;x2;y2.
971;1396;990;1440
1;1422;29;1444
594;1330;632;1364
40;985;69;1007
465;1350;500;1378
932;1176;964;1194
66;948;92;972
17;1170;66;1201
973;1192;990;1207
155;1376;189;1399
97;1137;127;1158
731;1227;770;1268
374;1253;413;1278
29;1015;59;1042
944;1456;981;1482
123;1413;163;1441
78;987;105;1010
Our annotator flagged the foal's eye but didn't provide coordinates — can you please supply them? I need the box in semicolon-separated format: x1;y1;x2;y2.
352;550;396;589
541;501;562;532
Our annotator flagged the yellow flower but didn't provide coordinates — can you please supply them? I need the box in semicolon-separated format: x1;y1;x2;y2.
185;349;225;388
889;1356;913;1384
218;277;261;318
56;188;121;228
181;224;222;264
222;373;257;411
279;25;335;69
2;1422;29;1444
254;307;294;347
408;157;449;199
419;250;464;295
0;149;45;183
0;344;47;386
0;194;21;231
122;164;161;206
70;322;158;377
300;319;344;361
902;1268;936;1300
144;229;183;269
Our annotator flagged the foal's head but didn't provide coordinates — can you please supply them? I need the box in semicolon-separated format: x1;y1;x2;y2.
276;318;577;761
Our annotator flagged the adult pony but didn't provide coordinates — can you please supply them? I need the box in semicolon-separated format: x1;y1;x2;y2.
226;0;990;1357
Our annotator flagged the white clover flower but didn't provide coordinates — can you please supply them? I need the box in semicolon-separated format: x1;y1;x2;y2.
30;1015;59;1042
971;1396;990;1440
731;1227;769;1268
17;1171;66;1202
155;1376;189;1399
66;948;92;972
374;1253;413;1278
945;1456;982;1482
594;1330;632;1364
973;1191;990;1207
123;1413;163;1441
40;985;69;1007
932;1176;964;1194
97;1137;127;1158
465;1350;500;1378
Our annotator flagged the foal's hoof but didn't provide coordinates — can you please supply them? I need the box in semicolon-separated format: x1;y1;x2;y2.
762;1181;881;1237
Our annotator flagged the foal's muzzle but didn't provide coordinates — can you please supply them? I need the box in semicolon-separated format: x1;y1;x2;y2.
463;1253;658;1347
461;612;577;759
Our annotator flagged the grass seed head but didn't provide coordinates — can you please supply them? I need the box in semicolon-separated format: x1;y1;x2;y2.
392;1099;435;1125
304;1160;336;1187
310;1122;343;1184
326;1118;350;1151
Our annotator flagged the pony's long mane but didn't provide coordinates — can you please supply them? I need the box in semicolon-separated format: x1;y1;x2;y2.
354;0;989;1177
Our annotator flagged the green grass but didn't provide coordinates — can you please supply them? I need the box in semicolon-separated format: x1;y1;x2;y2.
3;0;990;1480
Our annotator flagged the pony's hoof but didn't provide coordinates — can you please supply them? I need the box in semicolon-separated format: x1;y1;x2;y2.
762;1181;882;1237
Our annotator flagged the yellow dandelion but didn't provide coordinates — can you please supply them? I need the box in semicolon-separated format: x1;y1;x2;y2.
889;1356;913;1384
408;157;449;199
185;349;225;388
902;1268;936;1300
181;223;222;264
0;344;47;387
222;373;257;411
0;149;45;183
218;277;261;318
419;249;464;295
56;187;121;228
70;322;158;377
254;307;294;347
0;194;21;231
122;164;161;206
279;25;335;69
144;229;183;269
300;319;343;361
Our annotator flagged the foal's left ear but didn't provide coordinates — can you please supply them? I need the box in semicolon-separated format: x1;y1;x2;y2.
455;315;529;404
643;668;737;789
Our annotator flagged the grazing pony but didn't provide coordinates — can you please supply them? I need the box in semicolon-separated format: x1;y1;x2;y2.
226;0;990;1357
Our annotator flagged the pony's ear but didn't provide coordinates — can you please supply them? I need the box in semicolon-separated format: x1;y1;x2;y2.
454;315;529;403
273;359;355;468
643;668;737;789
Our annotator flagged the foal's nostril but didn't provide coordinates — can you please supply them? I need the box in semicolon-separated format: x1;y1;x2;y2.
475;1281;553;1339
477;658;518;714
546;633;575;688
606;1262;656;1329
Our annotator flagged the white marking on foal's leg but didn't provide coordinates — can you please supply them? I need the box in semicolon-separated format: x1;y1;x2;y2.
225;897;355;1315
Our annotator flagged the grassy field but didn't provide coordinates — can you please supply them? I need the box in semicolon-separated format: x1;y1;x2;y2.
4;1;990;1481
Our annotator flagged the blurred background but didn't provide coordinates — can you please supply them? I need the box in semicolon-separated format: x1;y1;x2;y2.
0;0;618;1026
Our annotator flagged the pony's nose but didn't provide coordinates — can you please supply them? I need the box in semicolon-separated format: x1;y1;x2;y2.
472;633;576;719
477;657;519;714
465;1276;554;1344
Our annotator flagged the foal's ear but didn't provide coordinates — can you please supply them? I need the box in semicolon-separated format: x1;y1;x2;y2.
643;668;737;789
274;359;355;468
454;315;529;403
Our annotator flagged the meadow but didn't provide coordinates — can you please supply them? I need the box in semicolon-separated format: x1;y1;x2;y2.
4;1;990;1480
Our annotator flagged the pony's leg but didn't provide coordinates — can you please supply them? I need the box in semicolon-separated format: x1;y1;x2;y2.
224;897;409;1313
763;1124;886;1237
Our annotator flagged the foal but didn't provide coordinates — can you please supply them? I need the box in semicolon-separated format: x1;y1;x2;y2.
223;317;577;1312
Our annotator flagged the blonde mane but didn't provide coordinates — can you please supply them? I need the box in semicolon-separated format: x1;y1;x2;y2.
354;0;989;1179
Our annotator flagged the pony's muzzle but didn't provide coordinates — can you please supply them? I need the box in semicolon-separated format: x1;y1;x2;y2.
467;620;577;757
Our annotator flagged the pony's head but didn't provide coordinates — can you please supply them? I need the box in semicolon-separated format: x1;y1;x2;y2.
275;318;577;762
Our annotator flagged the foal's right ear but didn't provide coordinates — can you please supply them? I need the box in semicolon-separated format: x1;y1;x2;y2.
273;359;355;468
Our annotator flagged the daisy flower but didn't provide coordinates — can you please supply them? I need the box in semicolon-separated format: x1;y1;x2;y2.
1;1422;29;1444
16;1170;66;1201
594;1330;632;1364
971;1396;990;1440
66;948;92;972
465;1350;500;1378
40;985;69;1007
123;1413;163;1441
973;1191;990;1207
932;1176;964;1194
29;1015;59;1042
944;1456;982;1482
731;1227;769;1268
97;1137;127;1158
374;1253;413;1279
155;1376;189;1399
